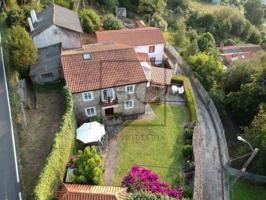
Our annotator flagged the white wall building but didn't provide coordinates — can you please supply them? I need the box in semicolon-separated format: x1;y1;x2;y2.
96;27;166;65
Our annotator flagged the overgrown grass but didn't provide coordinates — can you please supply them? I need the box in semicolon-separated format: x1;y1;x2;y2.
172;75;197;121
230;180;266;200
189;1;233;14
113;104;186;186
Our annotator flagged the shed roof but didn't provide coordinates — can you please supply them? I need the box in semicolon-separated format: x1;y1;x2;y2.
57;184;128;200
31;4;82;36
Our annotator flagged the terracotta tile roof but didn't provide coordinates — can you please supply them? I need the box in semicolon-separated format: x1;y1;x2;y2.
96;27;165;47
137;52;150;62
61;43;147;93
58;184;128;200
150;67;172;86
220;51;257;65
218;43;262;54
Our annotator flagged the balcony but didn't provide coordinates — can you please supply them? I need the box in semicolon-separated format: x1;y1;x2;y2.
101;97;118;108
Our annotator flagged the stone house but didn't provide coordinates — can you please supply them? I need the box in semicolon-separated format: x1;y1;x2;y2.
61;43;148;122
28;4;83;49
95;27;165;65
29;43;61;84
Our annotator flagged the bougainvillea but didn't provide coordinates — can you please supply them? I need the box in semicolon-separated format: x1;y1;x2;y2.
122;165;183;199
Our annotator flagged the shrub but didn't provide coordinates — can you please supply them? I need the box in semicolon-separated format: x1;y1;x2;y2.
102;14;123;30
79;8;101;33
33;87;76;200
6;7;26;27
122;165;183;198
171;75;197;121
154;96;162;105
72;146;104;185
127;190;177;200
181;145;193;158
87;116;102;123
183;186;193;199
184;128;193;140
6;25;37;71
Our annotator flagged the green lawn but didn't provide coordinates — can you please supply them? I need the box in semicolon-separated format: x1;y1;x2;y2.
230;180;266;200
113;104;187;185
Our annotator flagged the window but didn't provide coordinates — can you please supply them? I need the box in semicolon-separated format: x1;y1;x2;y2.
102;88;115;101
85;107;96;117
124;100;134;109
83;53;92;60
149;46;155;53
125;85;135;94
82;92;93;101
41;72;53;79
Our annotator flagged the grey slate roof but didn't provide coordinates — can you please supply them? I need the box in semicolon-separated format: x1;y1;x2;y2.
31;4;83;37
30;43;61;75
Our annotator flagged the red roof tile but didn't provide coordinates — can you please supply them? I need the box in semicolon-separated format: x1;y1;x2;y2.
150;67;172;86
219;43;262;54
61;43;147;93
58;184;127;200
96;27;165;47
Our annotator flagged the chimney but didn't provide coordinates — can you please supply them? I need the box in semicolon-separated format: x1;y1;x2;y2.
28;17;34;32
30;10;38;23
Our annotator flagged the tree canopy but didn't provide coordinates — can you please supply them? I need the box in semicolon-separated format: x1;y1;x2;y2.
72;146;104;185
79;8;101;33
244;0;265;26
102;14;124;30
7;25;37;70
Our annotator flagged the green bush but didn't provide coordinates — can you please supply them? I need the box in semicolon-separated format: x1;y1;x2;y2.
6;7;26;27
87;116;102;123
33;87;76;200
184;128;193;140
127;190;177;200
79;8;101;33
171;75;197;121
183;185;193;199
182;145;193;158
72;146;104;184
102;14;123;30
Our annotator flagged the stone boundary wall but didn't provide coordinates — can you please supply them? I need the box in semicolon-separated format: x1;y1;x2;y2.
165;44;229;200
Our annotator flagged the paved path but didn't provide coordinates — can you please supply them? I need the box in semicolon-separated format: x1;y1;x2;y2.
0;36;21;200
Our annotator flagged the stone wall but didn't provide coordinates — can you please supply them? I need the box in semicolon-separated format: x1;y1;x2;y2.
73;82;147;122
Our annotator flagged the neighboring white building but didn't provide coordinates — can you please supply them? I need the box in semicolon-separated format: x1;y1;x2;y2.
28;4;83;49
95;27;165;65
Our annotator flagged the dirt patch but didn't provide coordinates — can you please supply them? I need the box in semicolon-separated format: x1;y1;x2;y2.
19;89;64;199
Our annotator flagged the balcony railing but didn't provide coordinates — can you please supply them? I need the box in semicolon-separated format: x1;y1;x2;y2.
101;97;118;107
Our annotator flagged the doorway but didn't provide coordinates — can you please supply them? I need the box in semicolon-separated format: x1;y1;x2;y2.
105;108;114;116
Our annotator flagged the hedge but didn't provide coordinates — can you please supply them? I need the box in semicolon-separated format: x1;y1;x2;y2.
33;87;76;200
171;75;197;121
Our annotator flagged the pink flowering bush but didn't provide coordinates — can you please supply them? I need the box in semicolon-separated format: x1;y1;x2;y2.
122;165;183;199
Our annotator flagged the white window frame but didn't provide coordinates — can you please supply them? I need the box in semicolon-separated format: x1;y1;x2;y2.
124;100;134;109
101;88;115;101
85;107;96;117
82;92;93;101
125;85;135;94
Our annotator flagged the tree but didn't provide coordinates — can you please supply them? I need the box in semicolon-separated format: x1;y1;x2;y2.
247;26;262;44
79;8;101;33
138;0;156;15
72;146;104;185
102;14;123;30
7;25;37;70
122;166;183;198
197;32;216;52
97;0;119;12
243;105;266;175
174;19;189;49
6;7;25;27
187;52;223;91
244;0;264;26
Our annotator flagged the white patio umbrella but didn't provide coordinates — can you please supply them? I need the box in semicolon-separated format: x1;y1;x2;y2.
76;121;106;144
